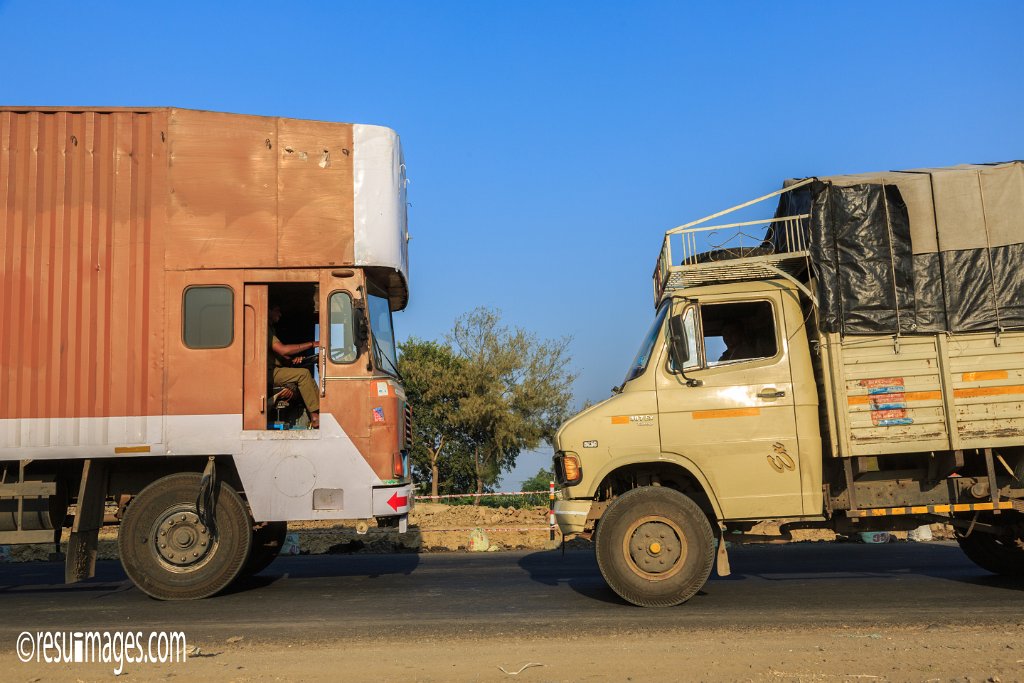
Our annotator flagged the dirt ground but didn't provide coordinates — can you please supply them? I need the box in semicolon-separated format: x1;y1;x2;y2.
0;503;956;563
6;624;1023;682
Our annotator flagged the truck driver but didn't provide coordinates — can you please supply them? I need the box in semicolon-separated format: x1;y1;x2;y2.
269;303;321;429
719;321;759;363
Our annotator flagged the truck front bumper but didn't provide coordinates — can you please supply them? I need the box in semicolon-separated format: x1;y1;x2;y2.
554;499;593;535
372;483;413;516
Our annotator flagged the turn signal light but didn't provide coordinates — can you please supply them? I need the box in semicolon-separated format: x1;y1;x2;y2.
562;453;582;484
393;451;406;478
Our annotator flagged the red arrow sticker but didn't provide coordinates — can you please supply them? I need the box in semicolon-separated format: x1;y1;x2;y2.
387;491;408;511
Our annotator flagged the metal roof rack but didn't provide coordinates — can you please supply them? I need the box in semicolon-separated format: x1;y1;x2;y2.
652;178;815;305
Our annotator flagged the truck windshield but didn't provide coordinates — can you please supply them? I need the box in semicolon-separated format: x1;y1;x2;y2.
367;283;400;378
623;302;669;385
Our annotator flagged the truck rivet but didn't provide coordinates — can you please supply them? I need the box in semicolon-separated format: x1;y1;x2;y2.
160;543;166;548
181;514;187;521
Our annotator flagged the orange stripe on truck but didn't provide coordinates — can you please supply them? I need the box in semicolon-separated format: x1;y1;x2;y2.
953;385;1024;399
961;370;1008;382
692;408;761;420
114;445;151;454
848;385;1024;405
847;390;941;406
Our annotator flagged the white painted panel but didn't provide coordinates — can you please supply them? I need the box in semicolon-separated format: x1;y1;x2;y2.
0;416;164;452
352;124;409;285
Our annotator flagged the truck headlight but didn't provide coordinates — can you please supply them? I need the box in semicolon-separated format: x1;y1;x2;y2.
554;451;582;486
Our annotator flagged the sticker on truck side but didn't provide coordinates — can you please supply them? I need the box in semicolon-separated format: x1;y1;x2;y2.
610;415;655;425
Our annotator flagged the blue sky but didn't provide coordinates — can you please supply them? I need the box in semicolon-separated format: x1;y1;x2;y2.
3;1;1022;487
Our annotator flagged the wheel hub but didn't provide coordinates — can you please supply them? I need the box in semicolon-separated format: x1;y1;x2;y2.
623;516;687;581
154;509;212;568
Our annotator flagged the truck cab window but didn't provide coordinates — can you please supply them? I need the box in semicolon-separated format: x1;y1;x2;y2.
183;286;233;349
701;301;777;365
329;292;358;363
367;282;399;376
624;302;669;384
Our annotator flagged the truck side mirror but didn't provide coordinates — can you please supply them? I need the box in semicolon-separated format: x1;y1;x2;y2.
668;313;703;387
668;314;690;367
353;302;369;345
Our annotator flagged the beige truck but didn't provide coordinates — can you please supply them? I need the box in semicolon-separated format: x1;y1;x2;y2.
553;162;1024;607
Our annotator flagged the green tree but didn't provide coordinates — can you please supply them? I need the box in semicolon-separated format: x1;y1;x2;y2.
400;310;576;500
521;468;554;492
449;307;576;500
397;338;473;498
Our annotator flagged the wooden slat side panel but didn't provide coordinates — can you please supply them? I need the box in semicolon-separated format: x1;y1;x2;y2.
841;336;949;452
949;331;1024;446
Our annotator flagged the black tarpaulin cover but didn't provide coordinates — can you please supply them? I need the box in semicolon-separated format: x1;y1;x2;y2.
771;161;1024;335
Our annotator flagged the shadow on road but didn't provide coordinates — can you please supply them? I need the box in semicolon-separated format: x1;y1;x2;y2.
719;541;1024;591
0;551;423;598
249;552;422;581
516;548;633;606
516;542;1024;607
0;560;130;596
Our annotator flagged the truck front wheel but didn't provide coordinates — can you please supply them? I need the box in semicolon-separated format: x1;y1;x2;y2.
118;473;252;600
595;486;715;607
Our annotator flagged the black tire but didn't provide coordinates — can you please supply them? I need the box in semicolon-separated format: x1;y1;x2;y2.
955;517;1024;577
595;487;715;607
239;521;288;578
118;473;252;600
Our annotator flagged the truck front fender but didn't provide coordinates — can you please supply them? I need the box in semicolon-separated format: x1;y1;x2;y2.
581;452;724;520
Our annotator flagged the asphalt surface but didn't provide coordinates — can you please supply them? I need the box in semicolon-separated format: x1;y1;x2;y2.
1;542;1022;643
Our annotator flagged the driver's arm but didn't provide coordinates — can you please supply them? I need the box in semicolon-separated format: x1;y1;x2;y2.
272;338;319;359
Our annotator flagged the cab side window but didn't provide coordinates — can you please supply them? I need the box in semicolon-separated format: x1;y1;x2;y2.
701;301;777;366
183;286;233;349
328;291;358;363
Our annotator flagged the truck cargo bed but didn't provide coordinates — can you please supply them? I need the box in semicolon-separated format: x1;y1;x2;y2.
820;330;1024;457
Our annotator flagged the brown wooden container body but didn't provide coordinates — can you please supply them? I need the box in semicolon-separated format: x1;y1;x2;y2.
1;108;407;490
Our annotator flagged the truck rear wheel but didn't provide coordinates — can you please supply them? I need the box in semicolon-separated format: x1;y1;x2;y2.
595;486;715;607
240;521;288;578
118;473;252;600
955;516;1024;577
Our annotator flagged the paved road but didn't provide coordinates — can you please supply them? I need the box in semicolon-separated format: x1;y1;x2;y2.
1;542;1021;642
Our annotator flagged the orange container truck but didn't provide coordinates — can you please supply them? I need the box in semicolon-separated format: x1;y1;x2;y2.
0;107;413;599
